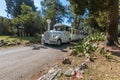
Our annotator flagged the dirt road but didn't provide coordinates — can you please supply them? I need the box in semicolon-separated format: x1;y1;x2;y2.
0;44;70;80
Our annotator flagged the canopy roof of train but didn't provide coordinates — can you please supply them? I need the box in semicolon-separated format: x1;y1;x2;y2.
54;23;71;27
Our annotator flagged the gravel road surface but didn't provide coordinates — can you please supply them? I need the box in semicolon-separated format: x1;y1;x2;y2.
0;45;69;80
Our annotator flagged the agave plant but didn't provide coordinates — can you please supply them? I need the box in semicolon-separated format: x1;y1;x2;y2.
74;32;105;59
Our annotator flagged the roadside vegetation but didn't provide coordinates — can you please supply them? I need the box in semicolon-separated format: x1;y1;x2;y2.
0;36;41;48
39;32;119;80
60;32;119;80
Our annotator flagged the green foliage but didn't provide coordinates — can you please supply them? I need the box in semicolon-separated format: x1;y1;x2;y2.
69;0;87;15
0;16;15;35
95;12;107;30
12;4;35;24
88;0;116;15
74;32;105;58
68;0;87;29
0;35;41;47
41;0;68;25
99;48;113;60
69;0;118;32
33;33;41;38
86;15;107;32
29;38;41;44
0;36;32;42
5;0;36;17
12;4;45;36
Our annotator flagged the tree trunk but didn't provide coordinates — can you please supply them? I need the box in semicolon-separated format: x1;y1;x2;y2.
74;14;78;29
106;0;119;46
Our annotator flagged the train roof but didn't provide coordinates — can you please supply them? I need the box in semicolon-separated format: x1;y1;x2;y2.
54;23;71;27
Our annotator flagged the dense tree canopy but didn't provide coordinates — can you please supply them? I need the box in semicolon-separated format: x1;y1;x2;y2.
69;0;119;46
0;16;14;35
12;4;45;36
5;0;36;17
41;0;67;29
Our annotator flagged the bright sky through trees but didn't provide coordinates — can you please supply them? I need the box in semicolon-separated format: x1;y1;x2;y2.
0;0;7;17
0;0;69;17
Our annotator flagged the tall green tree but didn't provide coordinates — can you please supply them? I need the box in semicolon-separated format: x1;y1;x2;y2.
88;0;119;45
0;16;14;35
12;4;44;36
41;0;67;29
5;0;36;17
69;0;119;46
69;0;87;29
106;0;119;45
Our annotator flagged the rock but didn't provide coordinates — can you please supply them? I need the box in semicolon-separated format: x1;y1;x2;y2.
33;44;48;50
33;44;40;50
1;40;4;43
64;68;75;77
75;67;80;72
38;66;62;80
62;57;71;65
3;41;8;46
40;45;48;49
17;42;21;45
25;42;31;46
6;42;11;46
89;58;94;62
75;67;84;74
79;63;88;70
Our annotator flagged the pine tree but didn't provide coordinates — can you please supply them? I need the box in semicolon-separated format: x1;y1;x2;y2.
41;0;67;29
69;0;119;46
5;0;36;17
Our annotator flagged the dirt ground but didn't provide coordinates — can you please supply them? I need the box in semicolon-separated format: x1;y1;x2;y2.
34;43;120;80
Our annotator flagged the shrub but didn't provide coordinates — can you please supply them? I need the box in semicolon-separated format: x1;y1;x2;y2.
73;32;105;59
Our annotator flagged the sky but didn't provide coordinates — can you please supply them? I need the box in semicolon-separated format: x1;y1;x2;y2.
0;0;69;17
0;0;70;25
0;0;43;17
0;0;7;17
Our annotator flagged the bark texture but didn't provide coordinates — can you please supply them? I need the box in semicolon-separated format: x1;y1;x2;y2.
106;0;119;46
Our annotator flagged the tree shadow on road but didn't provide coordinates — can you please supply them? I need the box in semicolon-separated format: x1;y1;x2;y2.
44;42;75;52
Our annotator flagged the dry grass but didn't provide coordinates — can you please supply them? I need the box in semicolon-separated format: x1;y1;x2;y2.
31;42;120;80
57;44;120;80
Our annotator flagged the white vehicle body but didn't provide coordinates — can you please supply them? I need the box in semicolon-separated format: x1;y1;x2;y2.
70;28;85;41
41;23;71;46
41;23;84;46
70;28;80;41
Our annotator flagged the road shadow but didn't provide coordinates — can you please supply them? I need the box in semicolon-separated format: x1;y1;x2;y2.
43;42;76;52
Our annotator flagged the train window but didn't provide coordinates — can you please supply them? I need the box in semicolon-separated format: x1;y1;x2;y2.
66;27;69;31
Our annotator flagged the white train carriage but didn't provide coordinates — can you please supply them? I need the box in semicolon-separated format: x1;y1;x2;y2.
41;23;82;46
